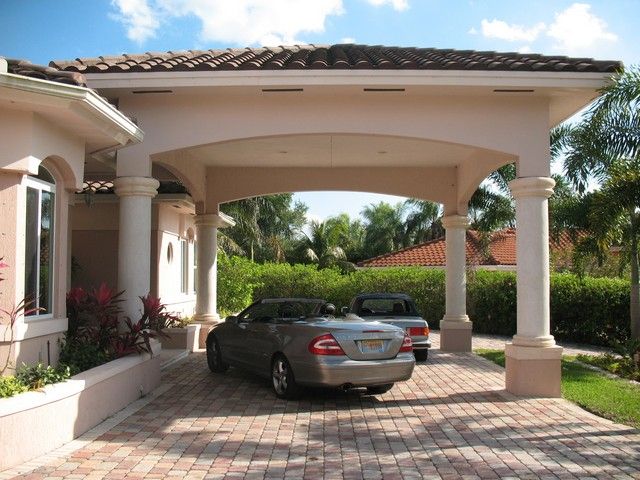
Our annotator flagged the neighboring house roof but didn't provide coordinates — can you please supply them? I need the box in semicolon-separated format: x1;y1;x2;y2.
3;58;87;86
50;44;621;74
358;229;575;267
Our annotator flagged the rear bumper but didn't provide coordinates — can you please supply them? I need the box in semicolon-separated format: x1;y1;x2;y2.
412;338;431;350
292;353;415;388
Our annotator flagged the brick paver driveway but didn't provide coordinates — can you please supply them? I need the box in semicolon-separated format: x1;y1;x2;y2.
4;347;639;480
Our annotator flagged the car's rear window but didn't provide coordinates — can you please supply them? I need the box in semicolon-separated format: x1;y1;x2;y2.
359;298;419;316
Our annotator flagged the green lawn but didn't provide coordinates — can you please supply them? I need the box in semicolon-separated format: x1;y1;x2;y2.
475;349;640;429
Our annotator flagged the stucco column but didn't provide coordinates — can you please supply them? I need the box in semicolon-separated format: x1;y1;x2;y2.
194;213;235;346
506;176;562;397
114;176;159;322
440;215;472;352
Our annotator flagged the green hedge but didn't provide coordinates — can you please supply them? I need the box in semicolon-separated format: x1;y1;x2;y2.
217;256;631;347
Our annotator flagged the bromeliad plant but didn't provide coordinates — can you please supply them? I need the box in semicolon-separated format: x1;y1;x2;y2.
61;284;179;374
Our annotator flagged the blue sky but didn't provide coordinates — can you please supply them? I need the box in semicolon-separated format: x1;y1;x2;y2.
3;0;639;221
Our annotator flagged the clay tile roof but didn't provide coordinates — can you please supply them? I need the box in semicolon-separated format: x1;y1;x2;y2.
3;57;87;87
358;228;576;268
50;44;622;74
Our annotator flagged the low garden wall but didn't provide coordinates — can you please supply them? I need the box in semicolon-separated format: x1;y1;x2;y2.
0;342;162;471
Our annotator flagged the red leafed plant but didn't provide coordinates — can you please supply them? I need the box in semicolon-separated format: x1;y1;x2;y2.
63;284;177;366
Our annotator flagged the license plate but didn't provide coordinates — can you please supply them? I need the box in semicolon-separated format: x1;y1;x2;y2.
359;339;384;353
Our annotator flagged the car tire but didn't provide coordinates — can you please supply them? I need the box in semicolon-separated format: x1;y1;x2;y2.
271;354;299;399
414;349;429;362
206;336;229;373
366;383;394;395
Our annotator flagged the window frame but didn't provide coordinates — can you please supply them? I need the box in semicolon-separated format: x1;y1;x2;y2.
23;172;56;321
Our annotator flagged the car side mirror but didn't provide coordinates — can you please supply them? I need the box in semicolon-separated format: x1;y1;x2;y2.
340;306;349;315
225;315;238;324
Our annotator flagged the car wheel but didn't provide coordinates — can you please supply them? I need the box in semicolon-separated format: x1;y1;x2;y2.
271;355;299;399
366;383;394;395
414;349;429;362
206;336;229;373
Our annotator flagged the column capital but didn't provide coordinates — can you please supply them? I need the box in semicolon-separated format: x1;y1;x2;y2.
113;176;159;198
194;212;236;229
441;215;470;230
509;176;555;199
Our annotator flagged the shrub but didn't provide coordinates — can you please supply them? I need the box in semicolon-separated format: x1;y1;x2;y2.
0;376;28;398
62;285;177;374
551;274;630;346
58;341;110;375
218;255;262;316
467;270;517;335
15;363;71;390
217;258;630;346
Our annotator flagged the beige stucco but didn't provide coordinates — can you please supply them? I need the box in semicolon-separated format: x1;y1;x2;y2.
115;91;553;214
70;196;197;317
0;69;143;369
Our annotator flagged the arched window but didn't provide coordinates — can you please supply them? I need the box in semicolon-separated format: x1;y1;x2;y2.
24;165;55;317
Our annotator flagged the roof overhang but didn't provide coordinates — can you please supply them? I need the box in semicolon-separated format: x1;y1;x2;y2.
85;69;614;127
0;71;144;156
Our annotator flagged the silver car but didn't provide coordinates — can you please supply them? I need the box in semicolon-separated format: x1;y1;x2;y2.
342;293;432;361
206;298;415;398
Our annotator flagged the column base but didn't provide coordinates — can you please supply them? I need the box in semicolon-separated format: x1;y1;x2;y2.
505;344;563;397
439;316;472;352
193;313;222;348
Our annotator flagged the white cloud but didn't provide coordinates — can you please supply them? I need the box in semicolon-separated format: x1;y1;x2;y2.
112;0;344;46
366;0;408;12
111;0;160;43
468;27;478;35
518;45;532;54
547;3;617;54
480;19;546;42
341;37;356;43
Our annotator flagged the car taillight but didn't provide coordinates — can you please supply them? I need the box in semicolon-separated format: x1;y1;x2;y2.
399;334;413;352
308;334;346;356
407;327;429;337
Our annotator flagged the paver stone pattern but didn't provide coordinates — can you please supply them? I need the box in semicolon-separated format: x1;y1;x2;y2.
3;346;639;480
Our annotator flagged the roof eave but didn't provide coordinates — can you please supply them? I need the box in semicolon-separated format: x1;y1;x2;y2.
0;72;144;152
83;69;614;91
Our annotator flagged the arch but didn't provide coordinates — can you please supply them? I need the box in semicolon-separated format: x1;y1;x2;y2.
120;92;546;166
40;155;80;191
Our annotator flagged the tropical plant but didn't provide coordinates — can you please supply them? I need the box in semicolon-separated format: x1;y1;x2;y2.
220;194;307;262
295;220;355;272
15;362;71;390
557;66;640;338
61;284;176;372
468;164;516;232
402;199;443;244
361;202;407;258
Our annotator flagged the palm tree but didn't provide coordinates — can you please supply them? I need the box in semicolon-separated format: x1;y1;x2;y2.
467;164;516;231
403;199;443;244
361;202;407;258
220;194;307;262
323;213;366;262
296;220;355;271
559;66;640;339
